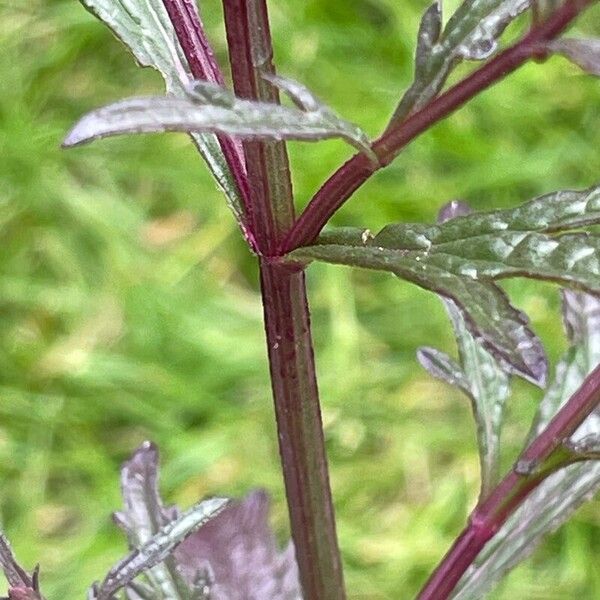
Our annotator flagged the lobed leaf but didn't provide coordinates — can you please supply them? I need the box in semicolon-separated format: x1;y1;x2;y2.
76;0;245;232
453;290;600;599
419;302;511;497
289;184;600;384
63;80;374;158
391;0;531;124
92;497;229;600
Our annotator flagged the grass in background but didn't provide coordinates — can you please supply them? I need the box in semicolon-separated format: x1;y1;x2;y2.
1;0;600;598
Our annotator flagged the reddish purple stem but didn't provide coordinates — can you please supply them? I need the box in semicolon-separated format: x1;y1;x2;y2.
280;0;595;254
162;0;252;226
417;362;600;599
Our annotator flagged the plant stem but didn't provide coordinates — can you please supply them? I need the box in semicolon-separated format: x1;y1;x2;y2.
162;0;251;223
280;0;595;253
221;2;346;598
416;362;600;600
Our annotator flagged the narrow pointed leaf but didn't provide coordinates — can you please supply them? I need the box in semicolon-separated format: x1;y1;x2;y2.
63;82;374;158
548;38;600;76
391;0;531;123
289;184;600;383
417;346;471;395
76;0;245;233
94;497;230;600
453;290;600;599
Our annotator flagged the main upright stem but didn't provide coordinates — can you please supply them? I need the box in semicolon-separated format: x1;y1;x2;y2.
221;2;345;598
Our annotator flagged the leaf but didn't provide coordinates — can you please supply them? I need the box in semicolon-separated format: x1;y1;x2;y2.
93;497;230;600
76;0;245;234
417;346;471;396
418;202;512;497
452;290;600;600
548;38;600;77
288;184;600;384
107;441;224;600
63;79;375;159
175;490;302;600
391;0;531;123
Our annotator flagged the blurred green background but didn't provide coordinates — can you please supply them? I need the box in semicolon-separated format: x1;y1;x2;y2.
1;0;600;598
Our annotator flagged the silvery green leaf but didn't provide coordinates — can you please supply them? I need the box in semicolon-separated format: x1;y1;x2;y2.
290;233;545;384
548;38;600;76
63;84;374;158
391;0;531;123
110;441;202;600
417;346;471;395
76;0;245;234
94;497;229;600
289;184;600;383
453;291;600;600
447;299;511;498
417;201;512;498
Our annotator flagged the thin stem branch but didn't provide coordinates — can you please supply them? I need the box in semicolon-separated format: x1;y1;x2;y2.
222;2;346;599
416;362;600;600
280;0;595;254
162;0;251;222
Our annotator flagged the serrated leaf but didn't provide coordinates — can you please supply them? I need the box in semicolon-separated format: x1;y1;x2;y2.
110;441;205;600
417;202;512;498
289;184;600;384
548;38;600;76
76;0;245;233
452;290;600;599
391;0;531;123
63;80;374;159
93;497;230;600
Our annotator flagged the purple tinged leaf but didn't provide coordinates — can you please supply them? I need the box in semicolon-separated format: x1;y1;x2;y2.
437;200;472;223
115;441;178;548
94;496;229;600
62;83;374;159
548;38;600;76
175;490;302;600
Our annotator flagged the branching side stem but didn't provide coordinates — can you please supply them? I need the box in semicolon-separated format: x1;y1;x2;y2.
416;362;600;599
221;2;345;599
280;0;596;254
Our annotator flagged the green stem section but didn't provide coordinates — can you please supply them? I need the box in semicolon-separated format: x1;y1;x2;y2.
222;1;345;598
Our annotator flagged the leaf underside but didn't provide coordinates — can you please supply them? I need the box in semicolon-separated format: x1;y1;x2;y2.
289;184;600;385
63;80;373;158
77;0;245;229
